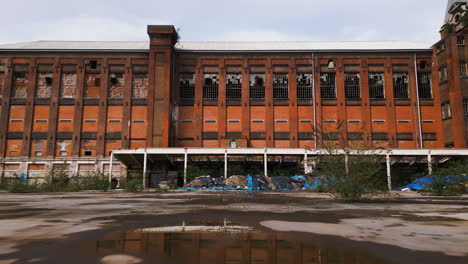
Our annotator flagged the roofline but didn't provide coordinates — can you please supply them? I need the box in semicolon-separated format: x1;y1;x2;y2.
0;48;433;53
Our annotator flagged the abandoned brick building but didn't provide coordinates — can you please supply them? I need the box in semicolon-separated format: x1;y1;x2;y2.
0;1;467;183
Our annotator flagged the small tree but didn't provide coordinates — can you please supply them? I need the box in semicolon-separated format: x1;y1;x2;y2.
309;123;387;202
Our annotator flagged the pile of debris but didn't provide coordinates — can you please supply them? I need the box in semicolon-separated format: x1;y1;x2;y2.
183;175;311;191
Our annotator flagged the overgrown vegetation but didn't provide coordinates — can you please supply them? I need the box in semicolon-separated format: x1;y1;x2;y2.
311;149;387;202
0;170;110;193
420;157;467;196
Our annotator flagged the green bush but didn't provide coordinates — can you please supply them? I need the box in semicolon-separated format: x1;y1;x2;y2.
420;175;466;196
313;152;386;202
8;180;41;193
122;178;143;192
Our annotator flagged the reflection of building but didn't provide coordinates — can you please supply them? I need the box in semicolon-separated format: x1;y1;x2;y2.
0;1;467;182
89;230;385;264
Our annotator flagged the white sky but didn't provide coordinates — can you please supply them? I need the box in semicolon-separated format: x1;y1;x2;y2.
0;0;447;44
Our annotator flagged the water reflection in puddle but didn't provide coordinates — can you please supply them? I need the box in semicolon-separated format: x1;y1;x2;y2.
77;221;389;264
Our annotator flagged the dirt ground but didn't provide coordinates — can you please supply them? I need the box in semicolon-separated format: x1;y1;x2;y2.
0;190;466;264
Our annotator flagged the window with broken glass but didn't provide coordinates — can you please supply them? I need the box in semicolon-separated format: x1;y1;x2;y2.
442;103;452;119
297;73;313;99
60;73;77;98
460;63;467;77
250;74;265;99
345;73;360;99
273;73;289;99
393;73;409;99
132;73;148;99
108;73;125;99
226;73;242;99
179;73;195;99
320;72;336;99
36;72;53;98
439;67;448;82
203;74;219;99
12;71;28;98
418;71;432;99
368;72;385;99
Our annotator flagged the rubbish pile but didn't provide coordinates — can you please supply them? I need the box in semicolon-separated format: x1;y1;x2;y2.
182;175;312;191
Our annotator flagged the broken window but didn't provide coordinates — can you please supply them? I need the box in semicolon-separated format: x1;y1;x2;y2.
35;72;53;98
249;74;265;99
345;73;360;99
442;103;452;119
84;74;100;98
273;73;289;99
60;73;77;98
320;72;336;99
460;63;467;77
132;73;148;99
108;73;125;99
90;60;98;70
12;71;28;98
393;72;409;99
418;71;432;99
436;43;446;53
369;72;385;99
226;73;242;99
297;73;312;99
439;67;448;82
458;36;465;46
203;74;218;99
179;73;195;99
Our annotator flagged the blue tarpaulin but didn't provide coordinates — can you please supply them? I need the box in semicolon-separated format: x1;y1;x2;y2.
397;175;467;191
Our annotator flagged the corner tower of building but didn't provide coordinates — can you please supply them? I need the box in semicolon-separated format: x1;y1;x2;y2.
434;1;468;148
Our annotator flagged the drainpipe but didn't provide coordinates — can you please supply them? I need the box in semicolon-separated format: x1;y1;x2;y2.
414;54;423;149
312;53;318;149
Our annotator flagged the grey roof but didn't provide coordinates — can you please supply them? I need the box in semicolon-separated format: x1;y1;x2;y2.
0;40;432;53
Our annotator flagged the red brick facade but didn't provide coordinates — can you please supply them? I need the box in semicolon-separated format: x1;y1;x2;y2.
0;9;467;178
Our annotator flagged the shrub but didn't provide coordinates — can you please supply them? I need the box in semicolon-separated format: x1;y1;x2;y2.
313;151;386;202
8;179;41;193
421;175;466;196
119;176;143;192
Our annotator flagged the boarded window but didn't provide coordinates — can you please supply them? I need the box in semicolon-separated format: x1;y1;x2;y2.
203;74;218;99
249;74;265;99
393;72;409;99
132;73;148;99
397;133;413;141
85;73;100;98
422;133;437;141
273;73;289;99
345;73;360;99
418;72;432;99
320;72;336;99
226;73;242;99
179;73;195;99
369;72;385;99
60;73;77;98
297;73;312;99
12;71;28;98
108;73;124;99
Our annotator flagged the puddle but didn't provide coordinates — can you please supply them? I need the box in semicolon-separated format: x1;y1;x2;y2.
69;220;390;264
